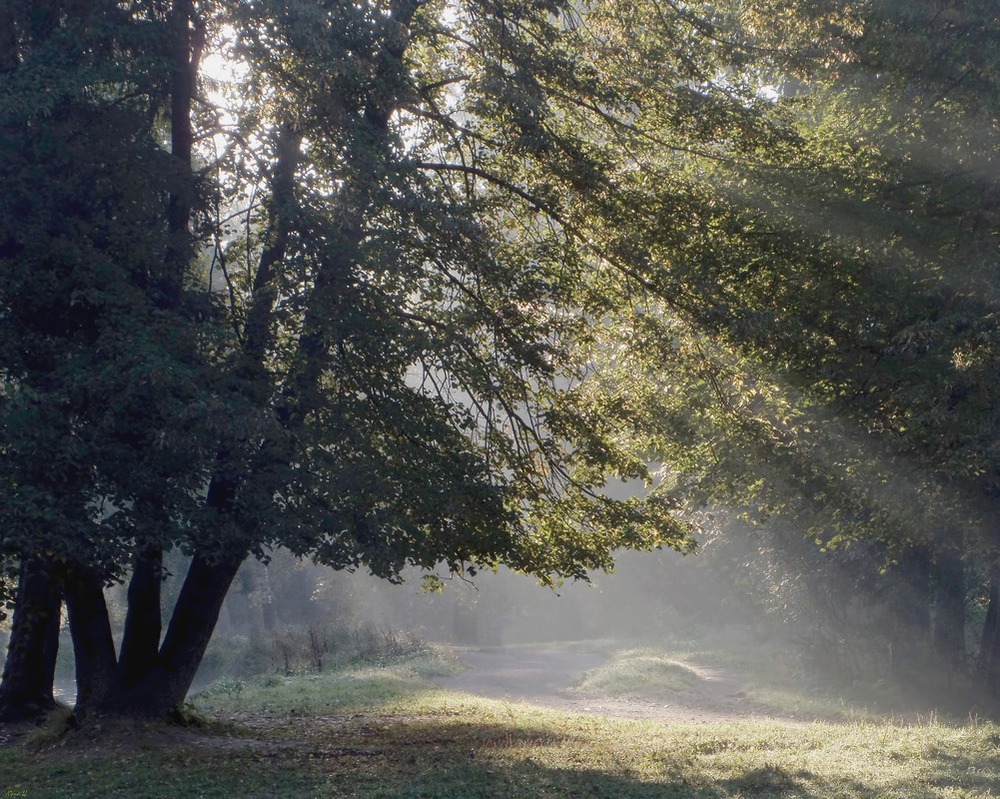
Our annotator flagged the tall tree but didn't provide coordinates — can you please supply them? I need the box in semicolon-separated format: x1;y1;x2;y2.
0;0;220;719
1;0;712;721
596;0;1000;687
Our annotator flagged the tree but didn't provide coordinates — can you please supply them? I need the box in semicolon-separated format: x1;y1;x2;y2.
726;0;1000;680
593;0;1000;689
1;0;710;721
0;0;220;718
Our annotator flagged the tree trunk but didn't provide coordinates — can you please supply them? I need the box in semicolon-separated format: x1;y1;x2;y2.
896;545;932;635
117;546;163;689
260;562;276;632
161;0;203;304
63;564;118;718
885;544;931;677
105;551;243;719
62;547;242;721
980;563;1000;692
0;556;62;722
157;552;243;703
931;532;966;667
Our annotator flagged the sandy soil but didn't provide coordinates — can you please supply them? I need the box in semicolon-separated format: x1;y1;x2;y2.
435;646;770;724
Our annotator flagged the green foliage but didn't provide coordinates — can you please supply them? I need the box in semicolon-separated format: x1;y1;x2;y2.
6;0;1000;715
1;0;707;599
0;1;221;577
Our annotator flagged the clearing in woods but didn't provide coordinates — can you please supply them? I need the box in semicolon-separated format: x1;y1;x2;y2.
436;646;757;723
3;641;1000;798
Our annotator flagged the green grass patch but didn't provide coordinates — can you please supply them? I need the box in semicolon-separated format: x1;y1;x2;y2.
574;647;703;699
747;684;891;724
4;653;1000;798
193;646;462;717
574;630;907;723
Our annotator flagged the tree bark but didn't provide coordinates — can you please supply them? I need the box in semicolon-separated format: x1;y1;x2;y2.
0;556;62;722
109;551;243;719
63;548;242;720
117;546;163;690
63;564;118;718
161;0;204;305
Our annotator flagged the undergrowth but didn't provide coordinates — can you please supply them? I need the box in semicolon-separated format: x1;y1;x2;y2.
194;623;446;688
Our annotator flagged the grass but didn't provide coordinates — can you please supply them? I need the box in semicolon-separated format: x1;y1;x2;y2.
573;647;704;699
567;629;992;725
3;643;1000;798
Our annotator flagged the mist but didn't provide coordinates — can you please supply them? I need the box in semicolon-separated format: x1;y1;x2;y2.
212;546;731;648
9;496;993;724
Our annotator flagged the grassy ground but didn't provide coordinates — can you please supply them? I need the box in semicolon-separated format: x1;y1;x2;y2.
2;644;999;798
573;647;704;698
574;630;999;725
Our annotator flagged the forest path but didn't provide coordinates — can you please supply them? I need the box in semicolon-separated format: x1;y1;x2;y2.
435;646;768;724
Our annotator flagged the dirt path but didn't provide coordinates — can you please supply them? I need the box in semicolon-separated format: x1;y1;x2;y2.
436;646;769;724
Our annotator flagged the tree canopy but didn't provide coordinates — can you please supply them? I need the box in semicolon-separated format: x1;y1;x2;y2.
4;0;1000;721
0;0;712;719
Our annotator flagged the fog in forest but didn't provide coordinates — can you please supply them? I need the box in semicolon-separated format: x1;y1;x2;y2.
7;499;992;719
215;546;724;649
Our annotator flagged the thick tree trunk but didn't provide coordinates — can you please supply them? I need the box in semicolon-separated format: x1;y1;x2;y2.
117;546;163;689
103;551;243;719
63;564;118;718
0;556;62;722
63;548;241;721
156;552;242;705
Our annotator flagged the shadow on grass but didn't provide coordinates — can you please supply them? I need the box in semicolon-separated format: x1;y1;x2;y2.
4;713;999;799
8;664;1000;799
289;710;1000;799
377;761;852;799
380;757;998;799
380;759;737;799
